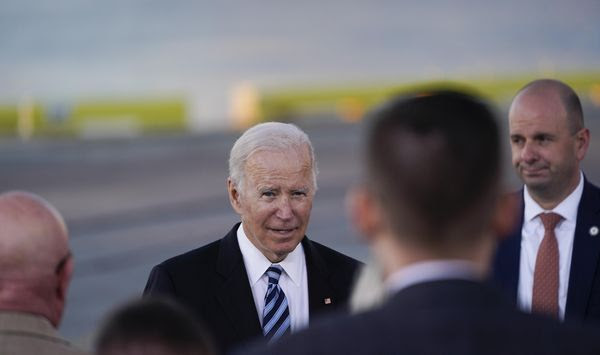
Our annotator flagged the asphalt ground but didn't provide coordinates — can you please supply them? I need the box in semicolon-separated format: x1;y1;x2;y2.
1;110;599;349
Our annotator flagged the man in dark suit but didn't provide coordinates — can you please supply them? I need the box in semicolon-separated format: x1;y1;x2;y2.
493;79;600;326
143;122;361;353
243;90;600;354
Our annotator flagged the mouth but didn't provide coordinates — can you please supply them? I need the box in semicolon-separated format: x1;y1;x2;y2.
268;227;298;236
519;165;549;177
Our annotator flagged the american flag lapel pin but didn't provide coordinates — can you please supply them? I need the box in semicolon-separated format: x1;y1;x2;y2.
324;298;332;305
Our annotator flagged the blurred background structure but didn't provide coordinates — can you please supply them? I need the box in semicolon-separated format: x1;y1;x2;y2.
1;0;600;350
2;0;600;136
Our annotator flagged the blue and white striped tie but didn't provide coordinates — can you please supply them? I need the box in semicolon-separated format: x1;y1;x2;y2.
262;264;291;343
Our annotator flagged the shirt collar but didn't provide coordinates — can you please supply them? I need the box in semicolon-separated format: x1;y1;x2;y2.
236;223;304;287
523;171;584;224
0;312;60;339
385;259;480;295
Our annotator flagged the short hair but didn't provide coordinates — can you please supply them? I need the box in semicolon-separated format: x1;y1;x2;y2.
365;90;501;251
95;298;215;355
228;122;318;192
515;79;584;133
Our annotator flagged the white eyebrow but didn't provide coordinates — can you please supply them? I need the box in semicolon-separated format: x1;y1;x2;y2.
257;186;278;192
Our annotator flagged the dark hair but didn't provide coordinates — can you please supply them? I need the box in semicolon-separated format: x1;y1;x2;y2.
365;90;501;251
95;297;216;355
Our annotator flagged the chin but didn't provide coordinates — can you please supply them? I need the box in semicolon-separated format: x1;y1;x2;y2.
520;172;548;183
523;179;552;191
275;240;301;255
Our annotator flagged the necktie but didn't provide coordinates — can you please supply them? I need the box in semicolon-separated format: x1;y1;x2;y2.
262;264;291;343
532;212;563;318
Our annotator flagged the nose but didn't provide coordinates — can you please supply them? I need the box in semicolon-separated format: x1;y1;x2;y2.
519;141;538;164
275;197;293;220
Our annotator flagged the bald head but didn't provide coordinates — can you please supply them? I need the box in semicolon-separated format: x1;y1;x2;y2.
0;191;69;277
510;79;584;134
0;191;72;327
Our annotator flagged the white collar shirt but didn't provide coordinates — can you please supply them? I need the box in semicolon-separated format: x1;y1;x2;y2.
385;259;481;295
236;223;309;332
517;171;584;320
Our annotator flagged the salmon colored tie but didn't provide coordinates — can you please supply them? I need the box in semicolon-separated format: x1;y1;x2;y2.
532;212;563;318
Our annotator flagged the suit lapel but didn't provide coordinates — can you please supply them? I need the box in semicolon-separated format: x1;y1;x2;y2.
492;190;524;305
565;180;600;322
303;238;335;319
214;224;262;340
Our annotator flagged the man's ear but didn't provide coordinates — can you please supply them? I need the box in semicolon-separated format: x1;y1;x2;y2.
346;186;385;243
56;256;73;302
491;193;520;241
49;254;73;328
227;178;243;215
575;128;590;161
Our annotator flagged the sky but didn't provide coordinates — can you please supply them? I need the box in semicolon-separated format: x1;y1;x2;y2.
1;0;598;127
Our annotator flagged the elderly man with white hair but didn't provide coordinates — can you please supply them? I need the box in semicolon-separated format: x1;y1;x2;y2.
144;122;361;353
0;191;87;355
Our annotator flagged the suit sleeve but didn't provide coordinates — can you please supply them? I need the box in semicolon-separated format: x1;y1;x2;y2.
143;264;176;296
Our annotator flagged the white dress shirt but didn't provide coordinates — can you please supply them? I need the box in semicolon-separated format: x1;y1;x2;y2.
385;259;481;295
517;171;584;320
236;223;309;332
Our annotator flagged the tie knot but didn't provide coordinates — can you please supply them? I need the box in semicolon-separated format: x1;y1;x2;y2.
539;212;562;231
266;264;283;285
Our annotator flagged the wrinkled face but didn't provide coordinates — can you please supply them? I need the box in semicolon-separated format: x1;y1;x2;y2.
508;92;587;202
228;147;315;262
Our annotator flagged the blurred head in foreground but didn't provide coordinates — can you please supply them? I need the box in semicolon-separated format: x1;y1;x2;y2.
0;190;73;327
349;89;513;277
95;298;216;355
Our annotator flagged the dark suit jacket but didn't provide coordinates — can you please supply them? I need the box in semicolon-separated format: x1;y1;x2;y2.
143;223;361;353
492;178;600;326
244;279;600;355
